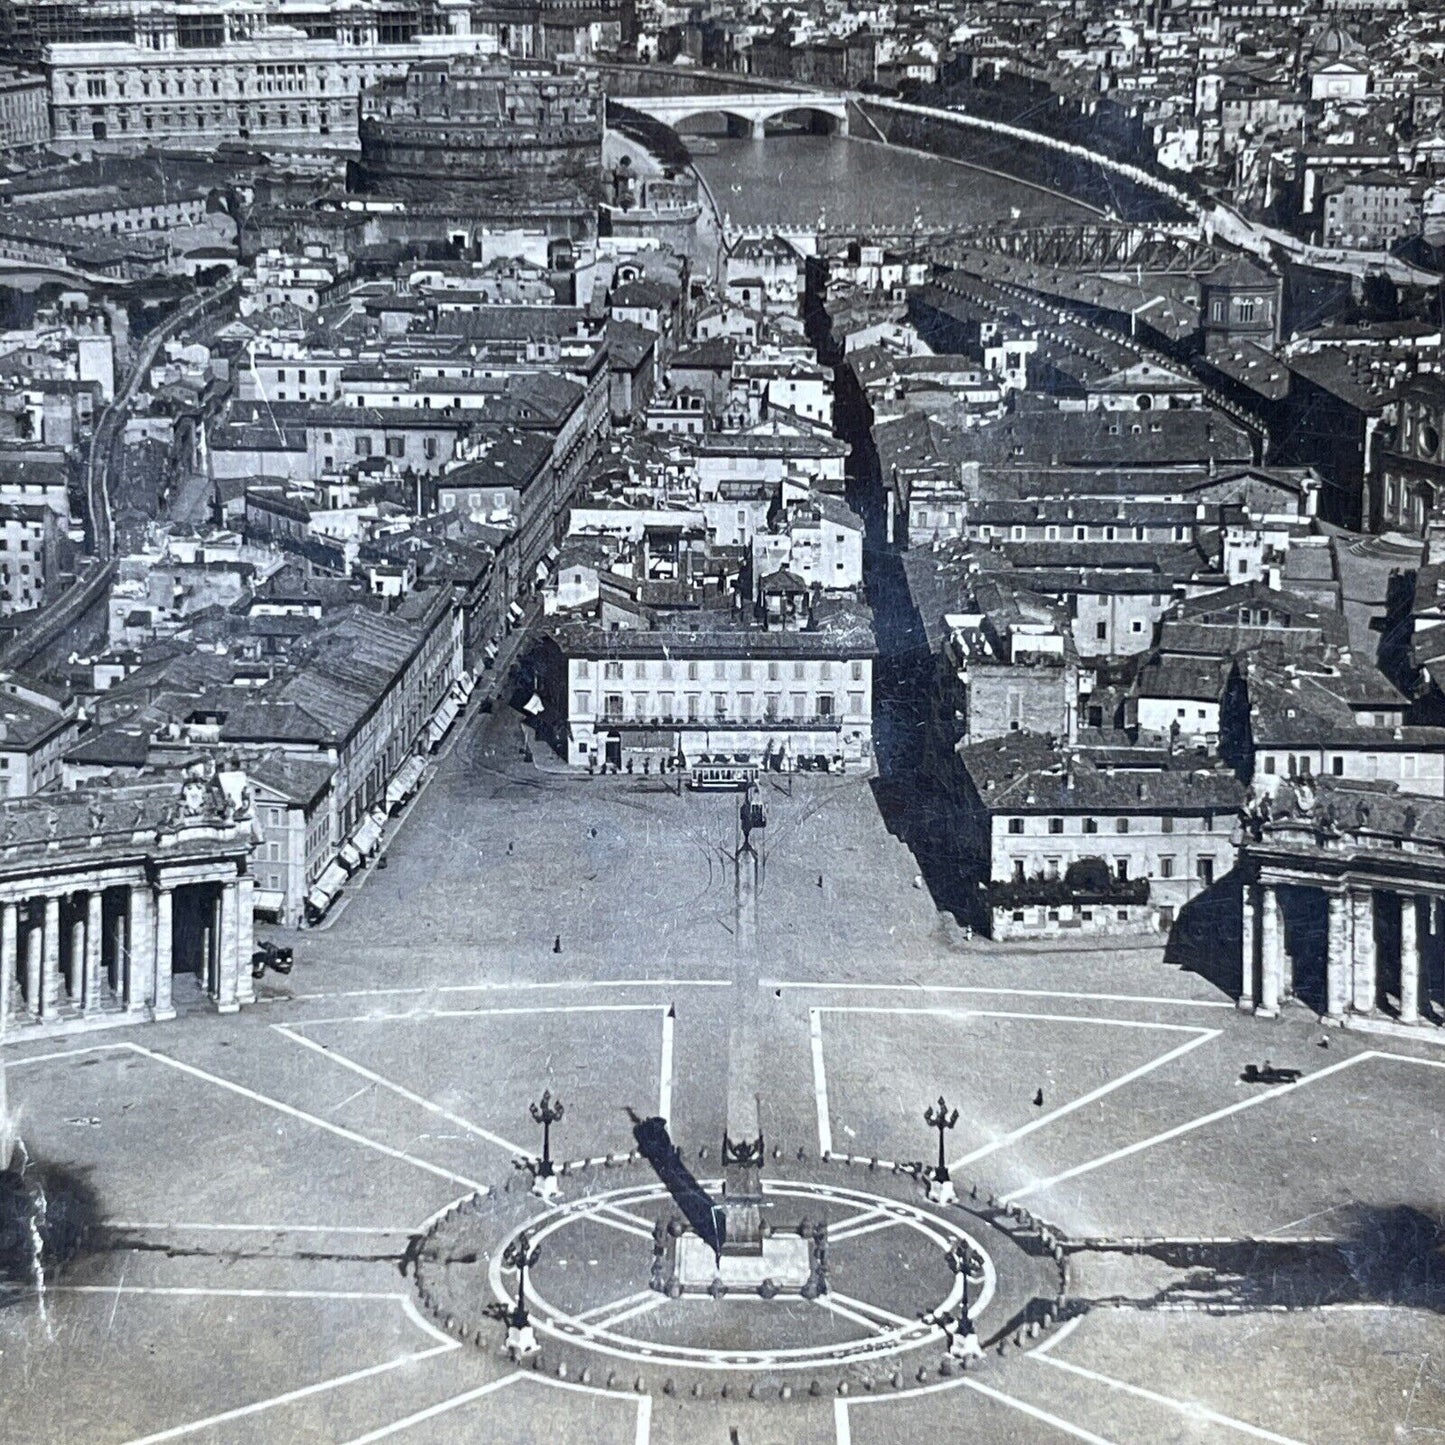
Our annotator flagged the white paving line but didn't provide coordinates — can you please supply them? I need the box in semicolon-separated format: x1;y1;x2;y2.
812;1292;888;1336
598;1202;656;1231
823;1290;919;1331
1030;1312;1085;1357
573;1290;656;1325
591;1209;655;1242
103;1221;409;1236
118;1344;458;1445
586;1293;668;1332
287;979;729;1002
829;1214;906;1244
1032;1353;1310;1444
341;1374;523;1444
273;1023;529;1159
770;981;1235;1010
810;1007;833;1157
825;1204;888;1237
635;1392;651;1445
6;1044;116;1067
951;1029;1221;1171
835;1396;852;1445
959;1378;1124;1444
1001;1052;1372;1205
291;1002;670;1027
111;1041;490;1194
821;1004;1209;1034
659;1004;675;1126
35;1285;405;1303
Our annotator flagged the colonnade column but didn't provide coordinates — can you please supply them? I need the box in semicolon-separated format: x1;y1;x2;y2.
152;887;174;1021
236;876;255;1007
0;902;14;1023
1239;880;1257;1011
39;895;60;1018
1325;889;1349;1022
126;884;152;1015
83;891;103;1013
1258;883;1282;1018
23;914;39;1017
215;882;240;1013
1399;893;1421;1026
1351;888;1377;1016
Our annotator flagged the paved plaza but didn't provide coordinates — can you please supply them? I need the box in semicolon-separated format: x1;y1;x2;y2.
1;701;1443;1444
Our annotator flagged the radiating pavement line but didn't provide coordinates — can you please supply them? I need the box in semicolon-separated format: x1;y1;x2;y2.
1000;1052;1372;1204
272;1022;529;1160
1031;1349;1311;1444
810;1007;833;1156
118;1344;459;1445
951;1028;1221;1171
39;1041;490;1193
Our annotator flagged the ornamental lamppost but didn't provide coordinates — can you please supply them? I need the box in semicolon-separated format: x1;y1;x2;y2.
944;1239;985;1360
924;1096;960;1204
503;1229;542;1357
530;1090;563;1199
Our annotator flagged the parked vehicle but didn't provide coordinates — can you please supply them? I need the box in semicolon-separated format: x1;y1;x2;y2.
251;941;296;979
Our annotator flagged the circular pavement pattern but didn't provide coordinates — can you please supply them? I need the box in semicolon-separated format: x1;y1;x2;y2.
418;1160;1066;1394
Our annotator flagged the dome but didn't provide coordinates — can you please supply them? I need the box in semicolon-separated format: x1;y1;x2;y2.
1307;20;1365;64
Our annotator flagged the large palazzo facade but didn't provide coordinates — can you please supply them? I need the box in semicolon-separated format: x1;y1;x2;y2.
1238;778;1444;1028
0;772;258;1040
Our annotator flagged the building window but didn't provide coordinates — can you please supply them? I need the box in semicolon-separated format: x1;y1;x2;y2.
1115;818;1129;834
603;694;623;720
1048;817;1063;834
1083;817;1098;834
573;690;591;713
1008;818;1024;835
1263;756;1276;775
1198;858;1214;885
1013;860;1025;881
604;661;622;681
1161;816;1174;834
687;694;701;720
1096;622;1107;641
817;694;834;717
1159;856;1175;879
687;661;700;681
1115;859;1129;881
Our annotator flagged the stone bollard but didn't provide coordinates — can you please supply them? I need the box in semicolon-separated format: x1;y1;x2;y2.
556;1362;568;1380
634;1376;645;1393
780;1385;791;1400
662;1379;674;1396
838;1381;850;1396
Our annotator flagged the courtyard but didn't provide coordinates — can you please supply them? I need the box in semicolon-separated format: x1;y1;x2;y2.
0;700;1441;1444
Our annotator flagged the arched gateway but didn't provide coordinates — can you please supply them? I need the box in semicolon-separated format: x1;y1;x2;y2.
1238;777;1439;1026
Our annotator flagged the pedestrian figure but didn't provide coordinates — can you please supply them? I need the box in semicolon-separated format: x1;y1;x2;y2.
817;874;824;888
1033;1089;1044;1107
553;935;561;954
507;842;514;854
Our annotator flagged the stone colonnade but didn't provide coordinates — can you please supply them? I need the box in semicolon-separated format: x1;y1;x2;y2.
0;871;254;1031
1241;877;1430;1024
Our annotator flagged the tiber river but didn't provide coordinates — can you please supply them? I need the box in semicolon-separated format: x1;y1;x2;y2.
688;131;1098;234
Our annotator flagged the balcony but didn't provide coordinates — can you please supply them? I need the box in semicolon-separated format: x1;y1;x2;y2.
599;713;847;731
987;859;1150;910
